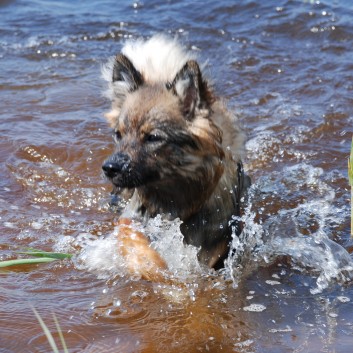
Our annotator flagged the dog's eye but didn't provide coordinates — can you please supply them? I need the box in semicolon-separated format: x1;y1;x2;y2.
114;130;122;142
145;133;164;143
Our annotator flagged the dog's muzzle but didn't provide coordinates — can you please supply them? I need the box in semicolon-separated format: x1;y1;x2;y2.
102;153;131;179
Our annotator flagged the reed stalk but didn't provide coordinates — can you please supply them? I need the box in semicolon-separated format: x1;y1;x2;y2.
32;308;69;353
0;249;72;268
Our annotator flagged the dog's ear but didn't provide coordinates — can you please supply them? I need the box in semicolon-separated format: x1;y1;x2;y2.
112;54;143;91
104;55;143;127
168;60;213;120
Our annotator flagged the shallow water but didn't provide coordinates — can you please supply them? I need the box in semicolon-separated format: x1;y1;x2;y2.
1;0;353;352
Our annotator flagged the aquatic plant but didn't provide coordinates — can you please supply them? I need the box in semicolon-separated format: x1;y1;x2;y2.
349;136;353;236
0;249;72;268
32;307;69;353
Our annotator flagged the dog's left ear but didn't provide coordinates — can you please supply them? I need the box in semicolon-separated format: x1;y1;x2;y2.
168;60;213;120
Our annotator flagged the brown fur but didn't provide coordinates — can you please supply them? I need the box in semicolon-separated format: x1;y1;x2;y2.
115;218;168;282
103;47;250;269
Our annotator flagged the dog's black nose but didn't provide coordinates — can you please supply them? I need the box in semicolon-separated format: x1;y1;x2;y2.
102;154;130;178
102;162;119;178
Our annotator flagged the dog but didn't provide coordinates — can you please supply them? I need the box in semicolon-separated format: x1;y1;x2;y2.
102;35;250;270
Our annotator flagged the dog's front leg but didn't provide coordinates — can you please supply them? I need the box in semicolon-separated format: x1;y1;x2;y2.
115;218;168;282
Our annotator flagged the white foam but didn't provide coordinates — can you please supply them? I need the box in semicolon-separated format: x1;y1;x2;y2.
145;215;201;278
4;222;17;229
74;231;126;279
243;303;266;312
74;216;201;281
269;326;293;333
31;221;43;230
337;296;350;303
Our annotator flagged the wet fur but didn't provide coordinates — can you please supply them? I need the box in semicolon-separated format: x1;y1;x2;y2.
102;35;250;269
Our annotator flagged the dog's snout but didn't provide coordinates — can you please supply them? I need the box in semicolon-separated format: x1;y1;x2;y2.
102;154;130;178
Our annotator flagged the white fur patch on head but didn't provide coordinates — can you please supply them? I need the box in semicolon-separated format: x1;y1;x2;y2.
101;35;197;121
102;34;195;97
122;34;195;84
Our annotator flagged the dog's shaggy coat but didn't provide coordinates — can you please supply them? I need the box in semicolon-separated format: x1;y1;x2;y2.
102;35;250;269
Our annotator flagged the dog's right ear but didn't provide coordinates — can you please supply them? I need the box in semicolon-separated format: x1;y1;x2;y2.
104;54;143;127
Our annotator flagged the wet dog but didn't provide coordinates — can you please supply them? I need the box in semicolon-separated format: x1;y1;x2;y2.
102;35;250;269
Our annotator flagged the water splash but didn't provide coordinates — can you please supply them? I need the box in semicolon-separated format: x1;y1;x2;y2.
74;231;125;279
74;215;201;282
225;163;353;293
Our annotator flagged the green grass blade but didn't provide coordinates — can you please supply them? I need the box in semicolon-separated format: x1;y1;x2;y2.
18;250;73;260
32;307;60;353
0;257;57;268
52;313;69;353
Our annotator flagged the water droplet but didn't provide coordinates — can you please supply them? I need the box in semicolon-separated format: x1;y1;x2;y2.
337;296;350;303
31;221;43;230
113;299;121;307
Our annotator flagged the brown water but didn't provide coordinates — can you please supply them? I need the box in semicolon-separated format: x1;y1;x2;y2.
1;0;353;352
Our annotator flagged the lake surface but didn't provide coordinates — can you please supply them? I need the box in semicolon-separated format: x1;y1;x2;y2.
1;0;353;352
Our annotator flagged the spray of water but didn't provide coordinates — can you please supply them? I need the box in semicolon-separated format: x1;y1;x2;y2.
224;163;353;293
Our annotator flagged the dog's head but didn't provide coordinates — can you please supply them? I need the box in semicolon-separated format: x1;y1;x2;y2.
102;53;225;200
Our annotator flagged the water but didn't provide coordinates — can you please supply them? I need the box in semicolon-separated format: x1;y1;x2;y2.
1;0;353;352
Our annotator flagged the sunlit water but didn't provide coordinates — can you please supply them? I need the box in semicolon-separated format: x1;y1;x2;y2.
1;0;353;352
